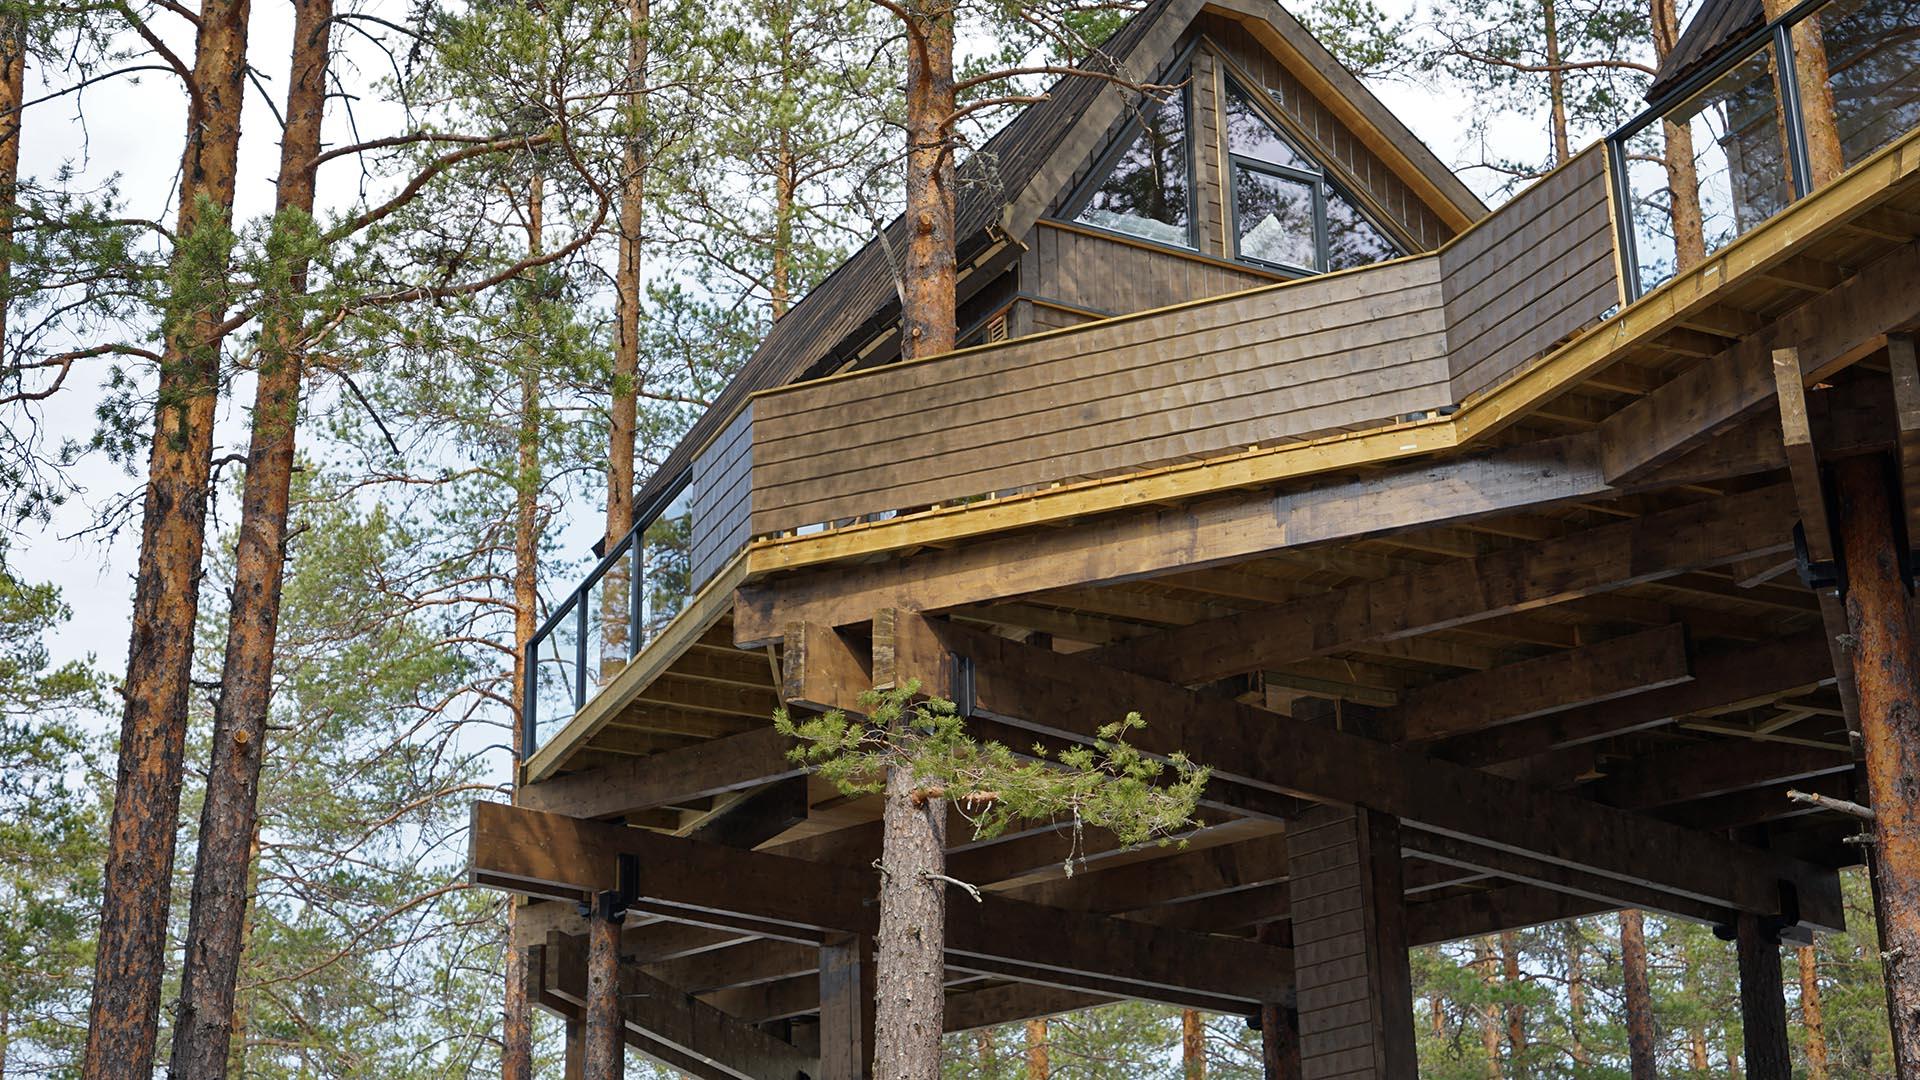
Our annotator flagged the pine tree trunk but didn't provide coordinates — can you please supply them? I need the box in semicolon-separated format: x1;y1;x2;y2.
602;0;648;678
1024;1019;1048;1080
1760;0;1843;189
2;998;10;1080
1500;931;1524;1063
1620;910;1657;1080
976;1029;996;1073
1799;944;1829;1080
900;0;956;361
872;767;946;1080
1542;0;1570;166
1567;925;1590;1067
1691;1029;1710;1071
770;17;796;321
168;2;328;1073
502;175;545;1080
0;10;24;355
225;826;261;1079
84;0;254;1070
1475;937;1503;1080
1183;1009;1207;1079
1650;0;1706;272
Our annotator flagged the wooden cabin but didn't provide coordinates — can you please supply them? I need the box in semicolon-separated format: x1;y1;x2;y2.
471;0;1920;1074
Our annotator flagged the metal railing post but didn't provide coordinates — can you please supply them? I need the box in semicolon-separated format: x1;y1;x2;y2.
1773;19;1816;199
522;636;539;760
630;534;644;652
1606;135;1645;302
574;595;589;709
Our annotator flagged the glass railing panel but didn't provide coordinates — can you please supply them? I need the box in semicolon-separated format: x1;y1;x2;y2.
640;484;694;646
1804;0;1920;177
1623;46;1792;294
530;593;580;754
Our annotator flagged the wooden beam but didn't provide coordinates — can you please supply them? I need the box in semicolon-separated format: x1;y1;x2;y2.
1597;239;1920;483
1737;912;1793;1080
1395;624;1693;743
1087;483;1795;686
1433;632;1835;767
470;802;1293;1011
683;777;809;851
1406;885;1614;946
1400;830;1730;925
733;426;1804;647
1585;741;1856;812
943;983;1113;1033
520;726;801;821
882;613;1844;930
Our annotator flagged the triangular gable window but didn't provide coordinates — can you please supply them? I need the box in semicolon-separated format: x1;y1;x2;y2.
1224;78;1403;273
1072;85;1193;248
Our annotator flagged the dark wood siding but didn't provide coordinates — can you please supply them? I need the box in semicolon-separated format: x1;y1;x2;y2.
1441;146;1620;400
1021;221;1283;317
689;401;754;588
1202;13;1452;253
749;256;1450;535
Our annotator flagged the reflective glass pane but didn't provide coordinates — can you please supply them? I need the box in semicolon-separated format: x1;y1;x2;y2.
1624;48;1790;293
1074;93;1192;246
531;595;580;754
1223;80;1312;170
1234;165;1317;269
1808;0;1920;175
641;485;695;644
1326;189;1400;270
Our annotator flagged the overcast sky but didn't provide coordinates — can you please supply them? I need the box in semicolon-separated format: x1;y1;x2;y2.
10;0;1582;687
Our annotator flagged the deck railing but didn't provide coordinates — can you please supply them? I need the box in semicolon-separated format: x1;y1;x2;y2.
1608;0;1920;298
522;472;694;759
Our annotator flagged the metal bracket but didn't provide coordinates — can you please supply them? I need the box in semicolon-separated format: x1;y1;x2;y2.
1795;520;1842;592
580;853;641;923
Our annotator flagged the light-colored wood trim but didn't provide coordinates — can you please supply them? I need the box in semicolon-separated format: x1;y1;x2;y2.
525;551;749;782
737;123;1920;578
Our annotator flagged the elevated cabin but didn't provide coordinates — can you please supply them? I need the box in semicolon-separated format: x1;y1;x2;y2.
473;0;1920;1074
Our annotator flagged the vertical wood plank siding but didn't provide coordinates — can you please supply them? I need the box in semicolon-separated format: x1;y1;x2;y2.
1441;147;1620;400
689;401;754;588
748;257;1452;535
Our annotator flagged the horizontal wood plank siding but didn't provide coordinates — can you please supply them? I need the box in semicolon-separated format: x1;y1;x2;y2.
1441;147;1620;400
1025;223;1282;317
749;258;1450;535
689;401;754;588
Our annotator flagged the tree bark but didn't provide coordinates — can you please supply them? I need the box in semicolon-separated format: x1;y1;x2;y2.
602;0;648;678
1542;0;1570;166
84;0;254;1070
900;0;956;361
0;10;24;355
1620;910;1657;1080
1182;1009;1206;1079
1833;455;1920;1079
976;1030;996;1073
1474;937;1503;1080
1799;944;1829;1080
1024;1018;1049;1080
168;1;329;1073
503;174;545;1080
1760;0;1843;189
872;767;946;1080
1499;930;1524;1063
770;14;796;321
1566;924;1590;1067
585;896;624;1080
1651;0;1706;273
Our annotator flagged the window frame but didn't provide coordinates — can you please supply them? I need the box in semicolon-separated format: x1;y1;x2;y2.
1222;76;1402;276
1063;72;1200;252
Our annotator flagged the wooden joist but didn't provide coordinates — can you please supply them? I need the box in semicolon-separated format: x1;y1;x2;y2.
519;726;801;821
1586;741;1856;812
880;613;1844;930
469;801;1294;1011
1406;885;1614;947
1086;483;1795;686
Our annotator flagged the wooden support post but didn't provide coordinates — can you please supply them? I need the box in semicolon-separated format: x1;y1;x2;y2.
1285;805;1415;1080
1736;913;1792;1080
563;1019;585;1080
585;892;624;1080
1256;923;1302;1080
1832;454;1920;1077
818;933;875;1080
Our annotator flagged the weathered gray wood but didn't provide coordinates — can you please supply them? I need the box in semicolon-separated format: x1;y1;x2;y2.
690;402;755;589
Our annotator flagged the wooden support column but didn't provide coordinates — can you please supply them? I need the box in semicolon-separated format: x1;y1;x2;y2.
585;892;624;1080
563;1019;585;1080
1832;454;1920;1076
1285;805;1415;1080
818;933;875;1079
1256;923;1302;1079
1735;913;1792;1080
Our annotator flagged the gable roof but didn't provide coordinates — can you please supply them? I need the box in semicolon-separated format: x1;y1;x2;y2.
635;0;1484;511
1647;0;1763;100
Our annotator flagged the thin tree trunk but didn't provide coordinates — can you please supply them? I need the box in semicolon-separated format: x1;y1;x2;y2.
1567;924;1590;1067
1760;0;1843;188
502;173;546;1080
1621;910;1657;1080
976;1029;996;1074
1650;0;1706;272
1542;0;1570;166
1024;1019;1048;1080
225;826;261;1079
1800;944;1829;1080
1691;1028;1710;1072
168;1;329;1073
2;998;10;1080
0;10;24;356
900;0;957;361
1428;993;1443;1037
872;768;946;1080
1475;937;1503;1080
1183;1009;1206;1079
84;0;253;1069
602;0;648;677
1500;931;1525;1063
770;16;796;320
